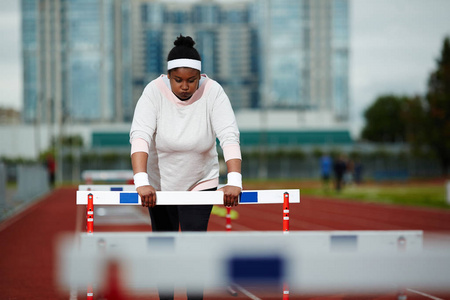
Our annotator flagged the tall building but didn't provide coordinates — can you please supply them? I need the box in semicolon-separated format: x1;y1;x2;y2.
21;0;133;124
21;0;349;124
131;0;259;110
256;0;349;120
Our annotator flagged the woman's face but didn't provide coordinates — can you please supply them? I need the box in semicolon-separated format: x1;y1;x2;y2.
168;67;200;100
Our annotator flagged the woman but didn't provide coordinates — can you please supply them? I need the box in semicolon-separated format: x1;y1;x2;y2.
129;35;242;298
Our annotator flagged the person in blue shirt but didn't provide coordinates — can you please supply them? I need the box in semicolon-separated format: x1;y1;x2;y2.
320;154;332;190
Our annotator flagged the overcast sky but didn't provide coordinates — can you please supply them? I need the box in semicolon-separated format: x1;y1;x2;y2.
1;0;450;137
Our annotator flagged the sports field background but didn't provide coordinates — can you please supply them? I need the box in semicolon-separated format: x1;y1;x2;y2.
244;178;450;209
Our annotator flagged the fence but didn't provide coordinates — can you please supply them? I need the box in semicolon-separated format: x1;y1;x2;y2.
0;163;6;209
2;147;443;184
14;164;50;202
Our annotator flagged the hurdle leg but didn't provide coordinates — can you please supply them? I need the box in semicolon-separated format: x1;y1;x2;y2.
282;192;290;300
283;192;289;234
86;193;94;235
225;206;236;296
86;194;94;299
87;285;94;300
396;236;408;300
226;207;232;231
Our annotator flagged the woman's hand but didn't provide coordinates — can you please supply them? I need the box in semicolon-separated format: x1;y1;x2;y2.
137;185;157;207
218;185;241;207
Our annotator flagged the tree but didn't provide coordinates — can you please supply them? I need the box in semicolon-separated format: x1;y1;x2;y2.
401;95;427;152
361;37;450;175
422;36;450;175
361;95;410;143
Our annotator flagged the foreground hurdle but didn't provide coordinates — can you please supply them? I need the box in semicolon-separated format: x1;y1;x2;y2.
57;230;450;297
76;189;300;206
77;189;300;234
78;185;297;233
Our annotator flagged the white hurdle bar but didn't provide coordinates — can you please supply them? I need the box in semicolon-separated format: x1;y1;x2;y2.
81;170;134;183
79;184;136;191
56;230;450;296
76;189;300;206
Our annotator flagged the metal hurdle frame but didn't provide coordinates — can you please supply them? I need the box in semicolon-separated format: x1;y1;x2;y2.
76;184;300;299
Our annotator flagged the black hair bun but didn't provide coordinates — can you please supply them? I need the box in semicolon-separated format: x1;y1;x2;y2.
174;35;195;48
167;34;201;61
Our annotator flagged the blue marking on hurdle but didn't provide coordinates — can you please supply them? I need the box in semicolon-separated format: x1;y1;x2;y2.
111;187;123;191
147;237;175;251
330;235;358;252
240;191;258;203
120;193;139;204
228;255;284;285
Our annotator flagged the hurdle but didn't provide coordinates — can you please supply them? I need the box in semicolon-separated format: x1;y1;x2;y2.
76;189;300;206
78;184;296;232
81;170;134;184
76;188;300;234
56;230;450;298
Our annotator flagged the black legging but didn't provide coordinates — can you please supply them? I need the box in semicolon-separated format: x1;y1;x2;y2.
148;204;213;232
147;187;216;300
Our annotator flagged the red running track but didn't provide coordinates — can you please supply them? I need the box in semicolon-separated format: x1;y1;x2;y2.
1;187;450;299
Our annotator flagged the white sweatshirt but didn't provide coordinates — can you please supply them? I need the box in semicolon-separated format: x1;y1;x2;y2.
130;74;241;192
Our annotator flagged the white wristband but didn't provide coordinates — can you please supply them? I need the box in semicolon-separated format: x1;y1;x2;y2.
133;172;150;188
227;172;242;189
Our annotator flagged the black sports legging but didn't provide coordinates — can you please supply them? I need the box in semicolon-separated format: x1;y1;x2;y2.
147;187;216;300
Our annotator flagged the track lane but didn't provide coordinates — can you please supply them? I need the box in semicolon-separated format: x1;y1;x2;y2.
1;187;450;299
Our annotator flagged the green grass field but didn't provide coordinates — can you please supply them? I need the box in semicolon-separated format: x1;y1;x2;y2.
243;178;450;209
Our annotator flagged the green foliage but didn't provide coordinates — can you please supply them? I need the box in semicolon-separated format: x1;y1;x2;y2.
0;156;35;165
361;36;450;175
242;148;306;160
311;148;323;159
361;95;410;142
423;37;450;175
38;149;56;163
402;96;427;147
244;179;449;209
51;135;84;148
302;184;449;209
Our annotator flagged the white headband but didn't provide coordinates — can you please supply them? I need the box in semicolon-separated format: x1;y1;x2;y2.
167;58;202;71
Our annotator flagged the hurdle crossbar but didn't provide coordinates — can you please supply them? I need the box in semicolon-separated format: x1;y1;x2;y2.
76;189;300;206
78;184;136;191
58;230;450;296
81;170;134;181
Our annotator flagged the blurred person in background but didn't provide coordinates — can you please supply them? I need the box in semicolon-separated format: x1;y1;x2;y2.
354;159;363;184
320;153;332;190
129;35;242;300
333;154;347;191
344;158;354;185
46;153;56;187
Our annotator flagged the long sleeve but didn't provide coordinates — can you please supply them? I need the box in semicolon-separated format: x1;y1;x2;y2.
129;82;159;146
210;84;240;149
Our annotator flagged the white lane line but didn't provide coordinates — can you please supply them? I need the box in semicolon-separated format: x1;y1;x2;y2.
233;284;262;300
406;288;445;300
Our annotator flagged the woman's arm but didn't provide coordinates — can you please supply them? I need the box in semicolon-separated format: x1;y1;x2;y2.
131;152;156;207
218;158;242;207
130;83;159;207
209;83;242;206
